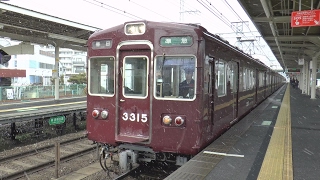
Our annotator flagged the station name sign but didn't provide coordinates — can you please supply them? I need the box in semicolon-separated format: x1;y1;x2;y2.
49;115;66;125
291;9;320;27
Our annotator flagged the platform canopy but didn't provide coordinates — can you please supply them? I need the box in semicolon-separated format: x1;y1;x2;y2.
237;0;320;72
0;2;101;51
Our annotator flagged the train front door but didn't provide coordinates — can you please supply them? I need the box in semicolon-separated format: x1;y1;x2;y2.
115;42;152;144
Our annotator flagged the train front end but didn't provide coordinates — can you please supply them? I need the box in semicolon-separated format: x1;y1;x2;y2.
86;21;205;173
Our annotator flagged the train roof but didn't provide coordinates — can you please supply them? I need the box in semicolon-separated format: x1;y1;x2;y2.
89;20;278;73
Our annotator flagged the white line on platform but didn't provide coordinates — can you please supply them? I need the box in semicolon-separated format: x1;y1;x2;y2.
203;151;244;157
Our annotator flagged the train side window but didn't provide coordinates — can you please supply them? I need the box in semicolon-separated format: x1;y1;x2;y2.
252;70;256;89
215;60;226;97
227;63;233;91
226;61;238;94
88;57;115;95
249;69;254;90
259;72;263;87
248;69;252;89
243;67;247;91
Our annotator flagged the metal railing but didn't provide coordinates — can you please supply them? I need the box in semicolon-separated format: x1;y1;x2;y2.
0;84;87;101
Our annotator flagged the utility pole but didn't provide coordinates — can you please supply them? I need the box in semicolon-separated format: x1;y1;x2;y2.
180;0;200;22
180;0;184;22
232;21;259;55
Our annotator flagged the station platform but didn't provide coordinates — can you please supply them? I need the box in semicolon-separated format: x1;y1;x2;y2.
166;83;320;180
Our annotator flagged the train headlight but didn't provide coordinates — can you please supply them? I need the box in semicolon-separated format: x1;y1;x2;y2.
162;115;172;125
125;23;146;35
101;110;108;119
92;110;99;119
175;116;185;126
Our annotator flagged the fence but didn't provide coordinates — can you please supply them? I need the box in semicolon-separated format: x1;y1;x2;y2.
0;84;87;101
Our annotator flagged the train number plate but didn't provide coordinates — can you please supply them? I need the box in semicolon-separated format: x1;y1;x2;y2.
122;112;148;123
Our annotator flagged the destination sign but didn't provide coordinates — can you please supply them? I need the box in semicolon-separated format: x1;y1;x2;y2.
160;36;193;46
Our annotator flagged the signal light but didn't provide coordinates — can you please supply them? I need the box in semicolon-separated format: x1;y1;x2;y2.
175;116;184;126
92;110;99;118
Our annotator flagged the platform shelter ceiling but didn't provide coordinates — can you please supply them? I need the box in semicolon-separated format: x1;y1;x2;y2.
237;0;320;72
0;2;101;51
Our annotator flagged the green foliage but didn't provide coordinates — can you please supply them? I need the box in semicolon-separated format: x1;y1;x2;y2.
67;73;87;84
50;75;65;85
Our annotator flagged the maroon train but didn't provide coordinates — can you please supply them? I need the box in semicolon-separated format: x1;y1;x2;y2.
86;20;285;173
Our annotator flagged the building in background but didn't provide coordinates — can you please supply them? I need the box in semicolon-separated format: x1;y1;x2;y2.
44;45;87;85
6;43;86;86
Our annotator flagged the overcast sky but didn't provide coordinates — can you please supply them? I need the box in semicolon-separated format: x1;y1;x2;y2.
5;0;281;69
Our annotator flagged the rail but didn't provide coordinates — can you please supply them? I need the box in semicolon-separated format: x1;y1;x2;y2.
0;136;96;180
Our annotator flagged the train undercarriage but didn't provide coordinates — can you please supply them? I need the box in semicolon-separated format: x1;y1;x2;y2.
99;143;189;179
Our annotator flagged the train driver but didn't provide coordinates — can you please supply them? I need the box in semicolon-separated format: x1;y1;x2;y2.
179;70;195;98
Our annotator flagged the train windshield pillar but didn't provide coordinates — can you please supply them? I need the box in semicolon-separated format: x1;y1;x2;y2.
154;55;196;100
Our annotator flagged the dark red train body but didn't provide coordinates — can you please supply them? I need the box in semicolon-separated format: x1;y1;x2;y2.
86;21;285;172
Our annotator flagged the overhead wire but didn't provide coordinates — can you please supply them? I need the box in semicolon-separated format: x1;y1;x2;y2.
196;0;255;52
83;0;136;20
220;0;272;59
127;0;174;21
197;0;233;28
205;0;232;26
83;0;143;20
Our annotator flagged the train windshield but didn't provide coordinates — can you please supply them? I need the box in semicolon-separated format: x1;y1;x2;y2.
155;55;196;100
88;57;115;95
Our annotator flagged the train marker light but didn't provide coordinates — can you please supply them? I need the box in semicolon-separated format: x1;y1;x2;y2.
175;116;184;126
92;110;99;118
101;110;109;119
125;23;146;35
162;115;172;125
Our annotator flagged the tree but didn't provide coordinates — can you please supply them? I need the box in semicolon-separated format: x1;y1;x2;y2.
68;73;87;84
50;75;64;85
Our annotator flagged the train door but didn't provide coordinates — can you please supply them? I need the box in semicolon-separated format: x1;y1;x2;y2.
228;61;239;120
115;42;152;144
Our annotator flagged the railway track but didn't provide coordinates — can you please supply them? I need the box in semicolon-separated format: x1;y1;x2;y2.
0;135;97;180
114;162;178;180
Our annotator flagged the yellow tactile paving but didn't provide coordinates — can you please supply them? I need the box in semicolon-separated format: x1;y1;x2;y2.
258;86;293;180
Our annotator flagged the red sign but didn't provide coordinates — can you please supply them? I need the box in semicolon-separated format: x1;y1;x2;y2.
291;9;320;27
0;69;26;77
